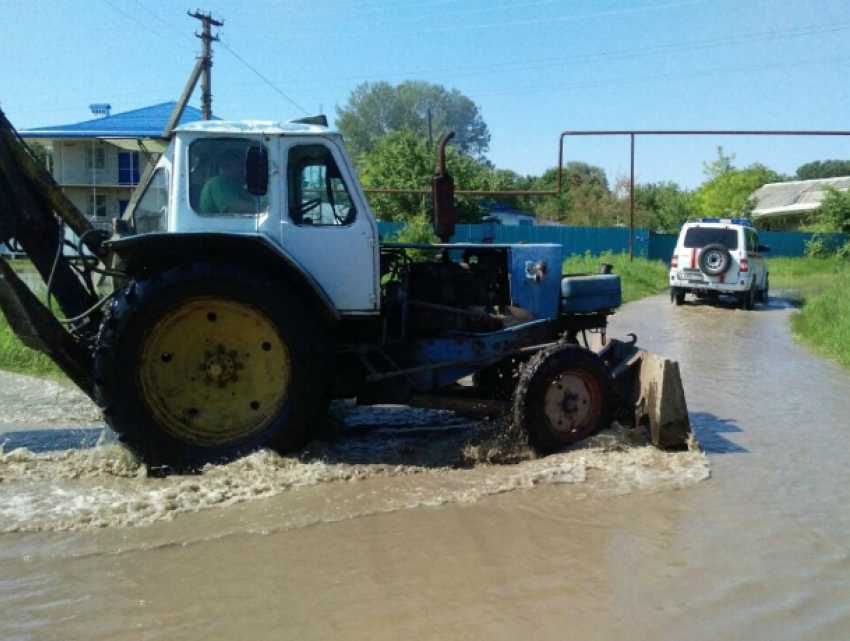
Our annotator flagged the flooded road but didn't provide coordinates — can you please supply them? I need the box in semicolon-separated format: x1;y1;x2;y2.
2;292;849;640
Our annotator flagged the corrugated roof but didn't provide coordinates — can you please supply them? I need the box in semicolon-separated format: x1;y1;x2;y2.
752;176;850;219
19;102;210;139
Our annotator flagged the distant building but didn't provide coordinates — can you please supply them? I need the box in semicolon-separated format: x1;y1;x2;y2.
751;177;850;229
19;102;207;230
481;201;536;226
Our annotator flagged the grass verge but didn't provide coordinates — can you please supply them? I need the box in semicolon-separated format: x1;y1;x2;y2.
0;262;64;378
563;251;669;304
0;315;63;378
790;268;850;369
766;256;846;284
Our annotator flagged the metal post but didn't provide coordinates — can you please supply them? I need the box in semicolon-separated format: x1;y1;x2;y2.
630;133;635;261
188;10;223;121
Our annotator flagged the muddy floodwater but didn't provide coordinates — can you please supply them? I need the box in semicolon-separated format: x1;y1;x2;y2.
2;291;849;640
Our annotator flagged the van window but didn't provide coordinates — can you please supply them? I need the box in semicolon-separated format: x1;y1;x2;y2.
683;228;739;250
134;169;168;234
189;138;268;215
746;229;758;252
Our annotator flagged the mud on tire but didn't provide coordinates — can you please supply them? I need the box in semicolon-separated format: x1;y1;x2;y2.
514;345;614;455
95;263;330;472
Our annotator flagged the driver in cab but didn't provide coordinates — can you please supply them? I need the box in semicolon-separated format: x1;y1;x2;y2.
199;149;256;214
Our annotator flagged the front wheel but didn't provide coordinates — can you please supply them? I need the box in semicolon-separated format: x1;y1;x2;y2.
514;345;614;455
95;263;330;471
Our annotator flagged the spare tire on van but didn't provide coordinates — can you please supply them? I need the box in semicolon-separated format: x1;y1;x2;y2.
698;243;732;276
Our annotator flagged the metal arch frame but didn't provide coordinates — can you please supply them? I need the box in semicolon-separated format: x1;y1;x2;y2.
364;129;850;260
560;130;850;259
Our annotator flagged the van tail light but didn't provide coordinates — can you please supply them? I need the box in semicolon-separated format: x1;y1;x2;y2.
740;258;749;272
671;255;678;268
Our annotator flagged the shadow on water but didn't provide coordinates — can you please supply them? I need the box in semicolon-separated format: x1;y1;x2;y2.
1;427;105;453
689;412;747;454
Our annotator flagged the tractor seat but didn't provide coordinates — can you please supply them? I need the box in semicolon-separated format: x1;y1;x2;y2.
561;273;622;314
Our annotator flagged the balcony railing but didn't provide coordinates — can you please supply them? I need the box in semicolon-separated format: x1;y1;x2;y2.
58;167;140;187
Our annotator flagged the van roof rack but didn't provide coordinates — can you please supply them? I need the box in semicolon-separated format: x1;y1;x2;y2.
687;218;753;226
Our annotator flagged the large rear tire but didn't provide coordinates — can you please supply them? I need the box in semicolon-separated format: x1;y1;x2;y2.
95;263;330;471
514;345;614;455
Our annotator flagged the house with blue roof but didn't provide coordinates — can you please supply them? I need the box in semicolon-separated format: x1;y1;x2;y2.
19;102;207;227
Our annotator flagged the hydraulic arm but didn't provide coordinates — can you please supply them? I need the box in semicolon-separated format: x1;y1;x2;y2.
0;106;105;395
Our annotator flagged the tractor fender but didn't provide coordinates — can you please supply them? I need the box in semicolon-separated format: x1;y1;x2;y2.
105;232;340;325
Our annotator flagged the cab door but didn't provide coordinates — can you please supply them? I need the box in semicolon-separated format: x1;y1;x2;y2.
278;137;379;313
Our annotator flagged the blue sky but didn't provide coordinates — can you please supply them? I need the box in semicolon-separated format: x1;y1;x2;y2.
1;0;848;188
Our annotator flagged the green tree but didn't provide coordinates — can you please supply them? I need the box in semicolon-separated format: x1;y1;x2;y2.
804;187;850;233
795;160;850;180
25;141;51;171
531;162;613;226
336;81;490;161
702;146;736;179
358;131;499;222
694;163;785;217
634;181;696;233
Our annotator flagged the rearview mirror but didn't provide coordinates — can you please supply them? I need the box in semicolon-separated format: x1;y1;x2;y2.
246;146;268;196
758;244;771;253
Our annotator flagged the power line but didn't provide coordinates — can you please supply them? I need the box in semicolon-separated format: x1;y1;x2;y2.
249;20;850;90
11;17;848;117
131;0;198;47
97;0;194;53
467;55;850;100
218;40;310;115
279;0;715;38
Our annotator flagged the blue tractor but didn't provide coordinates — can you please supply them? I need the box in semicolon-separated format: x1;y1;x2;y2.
0;110;691;471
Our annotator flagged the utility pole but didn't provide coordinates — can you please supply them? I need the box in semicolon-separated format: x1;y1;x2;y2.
188;10;223;120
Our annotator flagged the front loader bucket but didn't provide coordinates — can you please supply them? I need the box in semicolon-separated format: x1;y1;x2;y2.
599;338;692;449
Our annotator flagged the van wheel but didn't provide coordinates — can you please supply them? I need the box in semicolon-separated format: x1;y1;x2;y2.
756;276;769;304
671;287;686;305
95;263;330;472
739;283;756;310
514;345;613;455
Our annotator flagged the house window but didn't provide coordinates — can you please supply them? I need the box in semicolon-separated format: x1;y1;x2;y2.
88;193;107;217
118;152;141;185
85;147;106;171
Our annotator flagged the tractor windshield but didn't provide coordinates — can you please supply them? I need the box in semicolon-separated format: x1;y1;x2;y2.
189;137;269;216
684;227;739;250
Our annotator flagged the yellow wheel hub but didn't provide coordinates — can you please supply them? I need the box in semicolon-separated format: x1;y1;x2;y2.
138;297;291;448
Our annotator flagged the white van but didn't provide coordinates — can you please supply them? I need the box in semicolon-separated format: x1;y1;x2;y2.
669;219;769;309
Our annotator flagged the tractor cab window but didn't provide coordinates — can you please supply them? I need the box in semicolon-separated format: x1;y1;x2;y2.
189;137;268;216
134;168;168;234
287;144;356;226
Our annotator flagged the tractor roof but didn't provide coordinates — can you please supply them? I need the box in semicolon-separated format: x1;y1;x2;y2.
175;119;337;136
